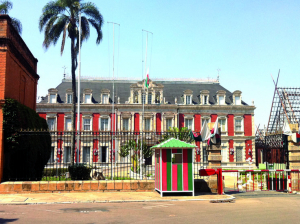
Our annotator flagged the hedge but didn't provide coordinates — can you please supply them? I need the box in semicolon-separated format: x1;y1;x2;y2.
2;99;51;181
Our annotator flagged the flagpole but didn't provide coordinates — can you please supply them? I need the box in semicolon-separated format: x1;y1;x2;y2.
108;21;120;180
76;9;81;164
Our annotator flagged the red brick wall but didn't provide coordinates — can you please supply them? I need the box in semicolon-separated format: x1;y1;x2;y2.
156;113;161;132
134;113;139;132
229;139;234;162
245;139;252;160
211;114;218;123
244;114;252;136
227;114;234;136
93;113;100;131
57;113;64;131
110;113;116;132
179;114;184;128
194;114;201;132
38;113;47;120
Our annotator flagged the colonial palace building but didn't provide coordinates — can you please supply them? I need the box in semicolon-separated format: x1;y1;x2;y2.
37;77;256;168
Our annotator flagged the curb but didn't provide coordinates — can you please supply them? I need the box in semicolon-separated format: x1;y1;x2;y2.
0;196;235;205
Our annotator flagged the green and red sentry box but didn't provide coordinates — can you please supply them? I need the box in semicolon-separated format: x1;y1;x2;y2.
151;138;196;197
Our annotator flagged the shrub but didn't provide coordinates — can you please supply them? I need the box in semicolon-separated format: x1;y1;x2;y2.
68;164;92;180
2;99;51;181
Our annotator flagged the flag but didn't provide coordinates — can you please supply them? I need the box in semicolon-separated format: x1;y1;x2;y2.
208;118;221;146
283;119;292;136
201;120;210;142
292;133;300;143
145;69;149;88
189;130;202;141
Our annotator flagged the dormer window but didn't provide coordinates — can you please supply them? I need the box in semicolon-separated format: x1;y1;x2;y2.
155;92;160;104
142;92;146;104
217;90;226;105
134;91;139;103
83;89;93;104
200;90;210;105
85;94;91;103
67;94;72;104
102;94;109;104
233;90;242;105
148;93;152;104
50;94;56;103
183;89;193;105
186;96;191;104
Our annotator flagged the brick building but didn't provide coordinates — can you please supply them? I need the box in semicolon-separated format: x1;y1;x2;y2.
37;77;256;168
0;15;39;181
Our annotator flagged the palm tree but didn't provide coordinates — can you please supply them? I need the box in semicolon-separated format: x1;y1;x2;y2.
0;0;22;34
39;0;103;165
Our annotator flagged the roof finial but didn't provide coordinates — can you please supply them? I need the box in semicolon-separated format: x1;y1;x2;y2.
217;68;221;82
62;66;67;79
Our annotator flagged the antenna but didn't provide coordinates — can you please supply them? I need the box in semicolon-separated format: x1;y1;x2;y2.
217;68;220;82
62;66;67;79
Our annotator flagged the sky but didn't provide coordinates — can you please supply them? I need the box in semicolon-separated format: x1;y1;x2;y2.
6;0;300;128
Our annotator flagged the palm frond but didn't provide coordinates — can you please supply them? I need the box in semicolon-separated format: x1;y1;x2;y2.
10;17;22;34
39;1;65;31
87;18;103;44
80;16;90;42
61;22;70;55
0;0;13;14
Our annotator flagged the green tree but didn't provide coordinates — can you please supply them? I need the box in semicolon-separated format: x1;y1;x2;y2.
39;0;103;165
0;0;22;34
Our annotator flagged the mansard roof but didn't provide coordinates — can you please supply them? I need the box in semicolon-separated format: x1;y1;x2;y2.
40;78;247;105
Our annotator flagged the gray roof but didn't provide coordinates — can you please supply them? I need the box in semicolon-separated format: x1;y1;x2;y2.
40;79;247;105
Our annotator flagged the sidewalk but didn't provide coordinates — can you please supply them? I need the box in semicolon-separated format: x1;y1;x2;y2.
0;191;234;205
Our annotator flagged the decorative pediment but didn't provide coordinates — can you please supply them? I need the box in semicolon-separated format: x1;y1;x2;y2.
101;89;110;93
130;79;164;89
184;89;193;94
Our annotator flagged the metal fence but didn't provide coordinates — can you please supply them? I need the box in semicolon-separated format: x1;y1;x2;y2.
6;131;207;181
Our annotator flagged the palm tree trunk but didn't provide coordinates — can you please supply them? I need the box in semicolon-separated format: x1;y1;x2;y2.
70;36;77;166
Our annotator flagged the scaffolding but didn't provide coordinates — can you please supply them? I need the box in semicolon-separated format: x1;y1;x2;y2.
267;86;300;134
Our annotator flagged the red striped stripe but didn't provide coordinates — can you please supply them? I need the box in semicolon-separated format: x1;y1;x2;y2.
162;149;167;191
172;164;177;191
183;150;189;191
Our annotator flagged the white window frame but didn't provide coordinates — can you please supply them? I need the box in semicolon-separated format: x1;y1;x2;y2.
83;117;92;131
102;94;109;104
144;118;151;131
122;118;130;131
47;117;56;131
165;118;173;131
184;117;194;130
221;146;227;162
235;116;244;132
84;94;92;104
63;146;71;163
203;95;209;105
49;94;57;104
235;146;244;163
148;93;152;104
219;95;225;105
185;95;192;105
235;96;241;105
82;146;91;163
67;94;72;104
218;117;227;132
100;116;110;131
65;117;72;131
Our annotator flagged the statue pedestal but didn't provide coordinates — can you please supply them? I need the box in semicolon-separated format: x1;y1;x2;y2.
207;144;222;193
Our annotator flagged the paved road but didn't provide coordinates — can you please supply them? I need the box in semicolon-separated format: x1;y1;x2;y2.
0;193;299;224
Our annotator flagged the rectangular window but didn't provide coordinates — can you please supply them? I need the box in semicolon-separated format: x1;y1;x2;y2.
83;118;91;131
50;94;56;103
172;153;182;164
236;146;243;162
145;118;151;131
101;118;109;131
235;118;242;132
83;146;90;163
148;94;152;104
166;118;172;131
204;95;208;105
142;93;146;104
219;95;225;105
221;146;227;162
48;147;55;163
186;95;191;104
85;94;91;103
235;96;241;105
185;119;193;130
65;118;71;131
102;94;109;104
67;94;72;104
203;146;208;162
123;118;129;131
47;118;55;131
101;146;107;162
218;119;226;132
64;146;71;163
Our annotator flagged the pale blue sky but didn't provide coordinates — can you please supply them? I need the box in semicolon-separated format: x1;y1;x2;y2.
7;0;300;128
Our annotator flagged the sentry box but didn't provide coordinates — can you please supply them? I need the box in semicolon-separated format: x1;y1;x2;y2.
151;138;196;197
